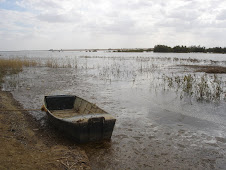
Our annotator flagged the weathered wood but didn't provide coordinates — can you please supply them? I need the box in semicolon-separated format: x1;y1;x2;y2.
43;95;116;143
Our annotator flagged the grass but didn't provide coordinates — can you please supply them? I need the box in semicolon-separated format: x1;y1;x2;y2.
0;57;79;86
0;58;37;85
180;65;226;74
44;58;78;68
163;73;225;102
45;59;59;68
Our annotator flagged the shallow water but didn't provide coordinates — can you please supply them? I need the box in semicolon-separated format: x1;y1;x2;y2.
1;51;226;169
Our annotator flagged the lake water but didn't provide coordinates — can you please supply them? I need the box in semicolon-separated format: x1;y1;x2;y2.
1;51;226;169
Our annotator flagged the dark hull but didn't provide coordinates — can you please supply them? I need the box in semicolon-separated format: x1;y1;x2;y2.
44;95;116;143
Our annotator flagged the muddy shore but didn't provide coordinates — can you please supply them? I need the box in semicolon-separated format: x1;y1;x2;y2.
0;90;90;169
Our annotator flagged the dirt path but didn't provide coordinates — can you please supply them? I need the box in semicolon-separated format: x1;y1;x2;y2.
0;90;90;170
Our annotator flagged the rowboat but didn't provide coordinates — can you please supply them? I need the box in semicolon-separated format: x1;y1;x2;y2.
42;95;116;143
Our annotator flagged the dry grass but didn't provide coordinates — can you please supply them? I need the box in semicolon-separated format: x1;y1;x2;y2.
0;91;90;170
181;65;226;74
45;58;75;68
0;58;37;84
45;59;59;68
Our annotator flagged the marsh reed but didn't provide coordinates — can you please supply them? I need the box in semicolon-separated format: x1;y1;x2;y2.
0;58;37;84
163;73;225;102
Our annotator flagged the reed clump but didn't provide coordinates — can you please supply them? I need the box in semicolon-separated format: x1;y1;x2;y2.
44;58;78;68
45;59;59;68
163;73;225;102
0;58;37;84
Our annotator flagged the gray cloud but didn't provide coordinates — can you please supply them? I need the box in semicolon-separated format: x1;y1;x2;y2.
37;13;70;23
216;10;226;20
168;10;200;21
1;0;226;50
37;11;81;23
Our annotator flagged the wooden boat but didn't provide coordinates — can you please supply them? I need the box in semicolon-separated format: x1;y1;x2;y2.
42;95;116;143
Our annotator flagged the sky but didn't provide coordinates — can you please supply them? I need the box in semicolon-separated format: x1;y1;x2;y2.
0;0;226;50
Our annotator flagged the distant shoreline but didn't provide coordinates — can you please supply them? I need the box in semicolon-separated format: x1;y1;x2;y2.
1;45;226;54
0;50;49;52
153;45;226;54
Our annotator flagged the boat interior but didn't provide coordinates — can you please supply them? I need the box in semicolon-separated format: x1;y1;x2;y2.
45;95;107;119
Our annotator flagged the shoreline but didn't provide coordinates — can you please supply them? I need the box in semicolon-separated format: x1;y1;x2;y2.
0;90;90;169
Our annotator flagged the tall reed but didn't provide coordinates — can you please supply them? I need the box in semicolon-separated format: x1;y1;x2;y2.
0;58;37;84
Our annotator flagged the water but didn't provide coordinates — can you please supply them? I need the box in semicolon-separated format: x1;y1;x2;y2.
1;51;226;169
1;50;226;61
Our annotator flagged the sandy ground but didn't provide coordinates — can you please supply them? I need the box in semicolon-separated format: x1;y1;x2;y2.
0;90;90;170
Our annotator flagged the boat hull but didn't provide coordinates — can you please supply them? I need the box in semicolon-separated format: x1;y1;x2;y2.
43;95;116;143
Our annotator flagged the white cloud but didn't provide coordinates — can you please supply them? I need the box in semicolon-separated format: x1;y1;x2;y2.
1;0;226;50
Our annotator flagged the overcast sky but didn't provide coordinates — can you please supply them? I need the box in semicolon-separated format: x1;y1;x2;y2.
0;0;226;50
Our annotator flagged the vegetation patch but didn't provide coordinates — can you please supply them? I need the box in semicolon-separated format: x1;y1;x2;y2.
180;65;226;74
154;44;226;53
163;73;225;102
0;58;37;85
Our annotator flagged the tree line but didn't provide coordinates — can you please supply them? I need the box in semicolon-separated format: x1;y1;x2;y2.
154;45;226;53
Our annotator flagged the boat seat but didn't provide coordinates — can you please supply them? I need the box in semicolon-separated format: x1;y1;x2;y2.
64;113;115;123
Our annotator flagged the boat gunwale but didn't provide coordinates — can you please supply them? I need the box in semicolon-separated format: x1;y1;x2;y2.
43;95;115;122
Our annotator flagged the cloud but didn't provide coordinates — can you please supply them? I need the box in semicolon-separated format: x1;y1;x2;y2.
1;0;226;50
168;10;200;21
17;0;63;11
37;11;81;23
216;10;226;20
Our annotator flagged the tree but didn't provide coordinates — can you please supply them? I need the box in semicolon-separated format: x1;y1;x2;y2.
153;45;172;52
